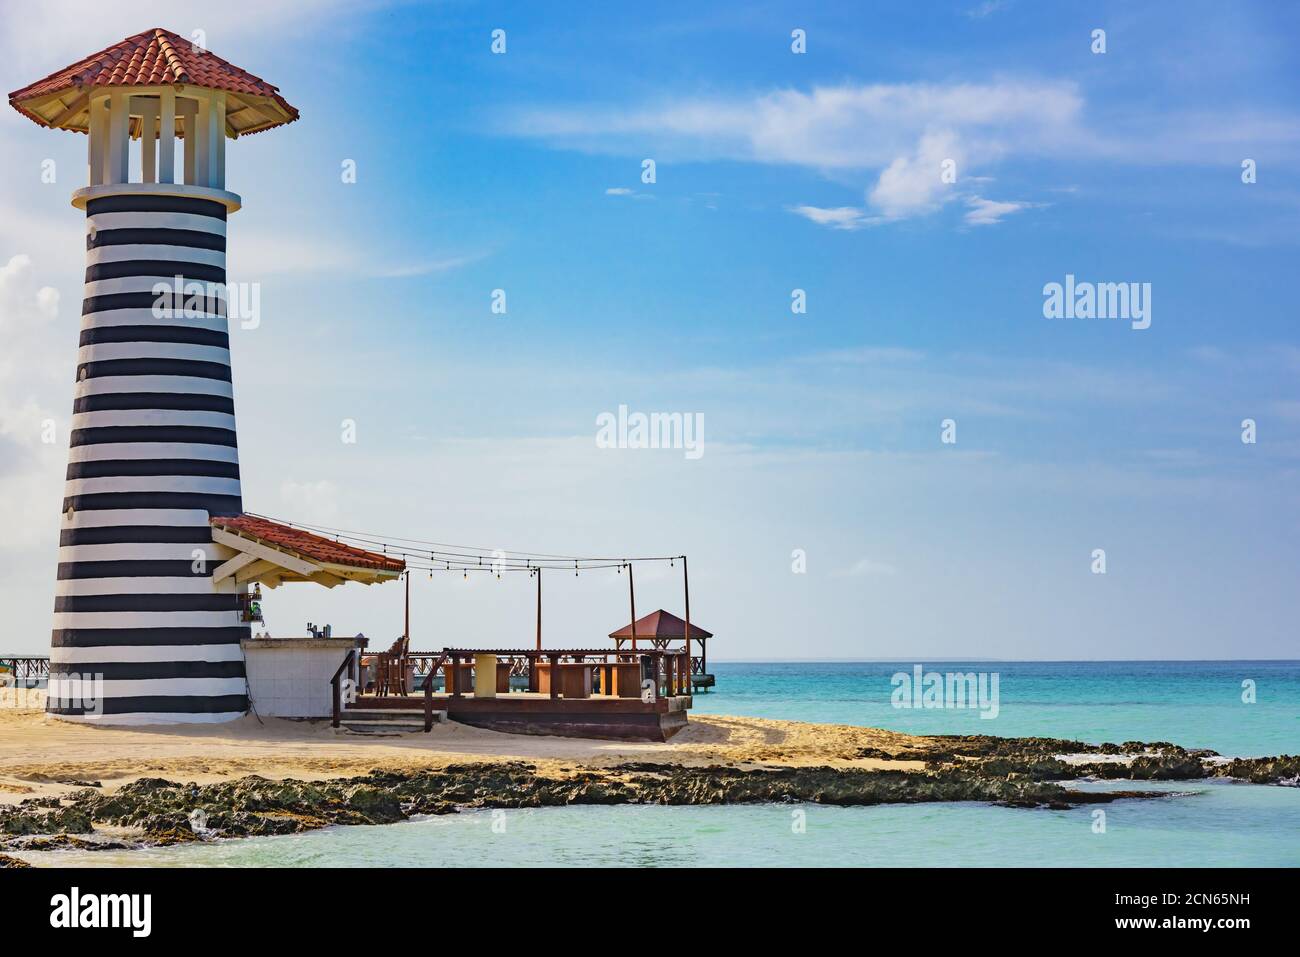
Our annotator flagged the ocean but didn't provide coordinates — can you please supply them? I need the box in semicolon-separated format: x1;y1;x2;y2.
691;660;1300;757
22;660;1300;868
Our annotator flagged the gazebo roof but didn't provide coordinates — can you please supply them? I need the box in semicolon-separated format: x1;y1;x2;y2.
609;609;712;642
8;27;299;137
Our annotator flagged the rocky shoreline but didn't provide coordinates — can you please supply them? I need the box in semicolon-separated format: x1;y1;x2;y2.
2;735;1296;860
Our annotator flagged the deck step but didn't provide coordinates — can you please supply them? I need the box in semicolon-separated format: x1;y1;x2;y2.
340;719;440;734
341;708;445;720
341;725;412;735
339;708;445;733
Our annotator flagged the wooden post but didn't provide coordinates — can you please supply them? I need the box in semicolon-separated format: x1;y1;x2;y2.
682;555;691;684
450;655;462;698
404;570;410;643
423;674;433;732
549;654;560;700
332;676;340;728
628;563;637;652
535;568;542;651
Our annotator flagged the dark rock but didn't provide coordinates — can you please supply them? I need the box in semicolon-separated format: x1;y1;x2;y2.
19;796;61;809
1208;755;1300;785
4;834;131;852
342;784;402;822
119;777;180;795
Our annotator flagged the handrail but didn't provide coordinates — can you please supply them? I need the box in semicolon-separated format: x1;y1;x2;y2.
330;648;356;729
422;654;445;732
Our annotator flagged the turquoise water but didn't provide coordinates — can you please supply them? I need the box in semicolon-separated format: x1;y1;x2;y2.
23;780;1300;868
21;661;1300;867
693;661;1300;757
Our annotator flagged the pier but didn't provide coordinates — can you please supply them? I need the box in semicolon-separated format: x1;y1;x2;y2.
0;657;49;688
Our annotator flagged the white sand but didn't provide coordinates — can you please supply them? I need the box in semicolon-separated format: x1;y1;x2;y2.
0;688;925;804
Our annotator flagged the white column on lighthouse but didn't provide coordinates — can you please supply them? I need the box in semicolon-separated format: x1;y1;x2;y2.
158;89;176;186
181;98;198;186
138;97;159;184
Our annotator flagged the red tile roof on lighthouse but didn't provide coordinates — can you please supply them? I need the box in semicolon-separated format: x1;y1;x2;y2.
211;515;406;573
8;27;298;136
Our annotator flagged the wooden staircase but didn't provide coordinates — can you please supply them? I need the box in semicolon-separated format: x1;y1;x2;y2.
338;705;445;735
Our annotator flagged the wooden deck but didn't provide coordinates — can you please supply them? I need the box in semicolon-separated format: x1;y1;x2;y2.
348;690;692;741
336;647;696;741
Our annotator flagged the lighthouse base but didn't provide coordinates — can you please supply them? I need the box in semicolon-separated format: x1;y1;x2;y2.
47;710;247;726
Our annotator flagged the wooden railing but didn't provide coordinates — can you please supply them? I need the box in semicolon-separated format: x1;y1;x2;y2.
421;654;445;732
433;648;693;699
330;648;356;729
0;656;50;686
409;652;534;682
350;650;697;717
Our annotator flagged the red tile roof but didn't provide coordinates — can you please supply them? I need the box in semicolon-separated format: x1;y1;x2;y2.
609;609;712;641
9;27;298;136
211;515;406;573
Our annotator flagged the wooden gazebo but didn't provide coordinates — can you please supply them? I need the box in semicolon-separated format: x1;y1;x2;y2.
609;610;714;689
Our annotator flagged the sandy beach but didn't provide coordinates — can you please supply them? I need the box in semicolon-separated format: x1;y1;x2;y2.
5;684;1295;869
0;689;926;805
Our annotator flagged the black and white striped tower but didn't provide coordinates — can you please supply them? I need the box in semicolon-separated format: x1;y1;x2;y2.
9;29;299;723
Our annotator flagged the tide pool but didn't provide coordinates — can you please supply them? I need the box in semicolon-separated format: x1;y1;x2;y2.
23;780;1300;868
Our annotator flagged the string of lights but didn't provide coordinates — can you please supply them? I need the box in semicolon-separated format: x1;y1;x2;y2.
246;512;684;577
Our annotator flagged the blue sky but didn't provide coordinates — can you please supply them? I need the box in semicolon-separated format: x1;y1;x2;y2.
2;0;1298;658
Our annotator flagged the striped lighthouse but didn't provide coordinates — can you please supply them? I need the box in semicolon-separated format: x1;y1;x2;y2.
9;29;298;724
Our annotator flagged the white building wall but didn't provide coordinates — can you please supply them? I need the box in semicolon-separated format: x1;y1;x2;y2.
242;638;361;719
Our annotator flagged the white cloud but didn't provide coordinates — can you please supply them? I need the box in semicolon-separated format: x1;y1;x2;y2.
231;231;481;279
869;130;962;219
0;254;59;328
508;81;1081;224
280;479;342;523
788;205;872;230
0;253;72;551
963;195;1040;226
508;81;1082;172
370;255;482;279
837;558;898;577
35;285;60;318
800;347;925;365
965;0;1012;18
